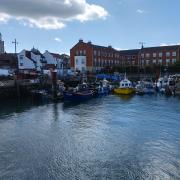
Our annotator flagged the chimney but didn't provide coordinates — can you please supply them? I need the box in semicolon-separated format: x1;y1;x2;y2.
79;39;83;43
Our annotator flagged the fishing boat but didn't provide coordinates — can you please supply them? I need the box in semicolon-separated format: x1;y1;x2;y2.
63;83;94;102
156;76;175;95
135;81;145;95
143;79;155;94
97;79;112;96
114;76;135;95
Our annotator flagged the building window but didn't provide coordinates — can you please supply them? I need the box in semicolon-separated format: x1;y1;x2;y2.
94;50;97;56
159;52;162;57
166;59;170;64
20;62;23;66
98;51;101;56
20;55;23;60
172;58;176;63
158;59;162;64
81;59;85;64
153;53;156;58
146;60;150;65
153;59;156;64
93;58;97;66
172;51;176;56
141;60;144;64
83;50;86;55
76;50;79;55
146;53;150;58
141;53;144;58
76;59;78;64
166;52;170;57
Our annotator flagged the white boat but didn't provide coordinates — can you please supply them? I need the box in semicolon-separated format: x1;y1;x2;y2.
156;76;175;95
114;75;135;95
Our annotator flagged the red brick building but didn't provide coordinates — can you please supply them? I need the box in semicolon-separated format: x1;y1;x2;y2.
0;53;18;70
139;45;180;67
70;40;180;72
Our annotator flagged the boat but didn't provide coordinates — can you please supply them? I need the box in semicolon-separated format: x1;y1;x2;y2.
175;81;180;95
114;75;135;95
156;76;175;95
135;82;145;95
135;79;155;95
97;79;112;96
143;79;155;94
30;90;51;101
63;83;94;102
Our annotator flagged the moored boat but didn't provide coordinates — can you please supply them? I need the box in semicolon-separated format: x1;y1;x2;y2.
114;76;135;95
175;81;180;96
97;79;112;96
63;83;94;102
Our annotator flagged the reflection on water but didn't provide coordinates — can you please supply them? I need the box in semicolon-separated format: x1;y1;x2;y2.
0;95;180;180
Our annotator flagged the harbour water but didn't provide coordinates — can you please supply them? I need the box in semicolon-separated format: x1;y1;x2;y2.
0;95;180;180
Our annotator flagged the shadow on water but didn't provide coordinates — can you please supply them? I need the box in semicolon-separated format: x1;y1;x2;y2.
63;98;96;109
0;97;52;119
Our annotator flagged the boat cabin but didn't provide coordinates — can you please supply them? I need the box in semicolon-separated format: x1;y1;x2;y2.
120;79;132;88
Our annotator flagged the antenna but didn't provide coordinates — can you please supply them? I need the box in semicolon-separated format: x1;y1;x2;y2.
139;42;145;49
12;39;18;54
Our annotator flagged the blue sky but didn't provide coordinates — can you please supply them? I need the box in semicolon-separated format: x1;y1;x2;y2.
0;0;180;54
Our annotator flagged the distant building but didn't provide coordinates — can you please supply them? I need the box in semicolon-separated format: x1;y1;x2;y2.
59;54;70;69
139;45;180;67
0;33;5;54
70;39;139;72
18;48;46;71
0;53;18;70
70;40;180;72
43;51;60;69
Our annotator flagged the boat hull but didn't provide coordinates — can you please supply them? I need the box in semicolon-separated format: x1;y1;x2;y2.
63;91;93;102
114;88;135;95
143;88;155;94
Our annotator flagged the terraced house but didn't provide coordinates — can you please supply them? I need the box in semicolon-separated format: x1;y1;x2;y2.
70;40;180;72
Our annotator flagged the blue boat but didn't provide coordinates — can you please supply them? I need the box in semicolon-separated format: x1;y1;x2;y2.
96;79;112;96
136;79;155;95
63;83;94;102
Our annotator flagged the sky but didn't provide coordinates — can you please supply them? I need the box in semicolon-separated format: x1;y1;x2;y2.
0;0;180;55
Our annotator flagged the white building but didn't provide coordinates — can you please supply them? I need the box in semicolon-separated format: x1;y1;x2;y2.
18;48;45;71
0;33;5;54
43;51;61;69
74;56;86;72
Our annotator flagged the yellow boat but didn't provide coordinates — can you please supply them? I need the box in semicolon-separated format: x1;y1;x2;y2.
114;77;135;95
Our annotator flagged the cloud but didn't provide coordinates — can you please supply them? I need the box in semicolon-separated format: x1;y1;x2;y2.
114;47;129;51
136;9;147;14
160;43;180;46
0;0;108;30
54;37;62;42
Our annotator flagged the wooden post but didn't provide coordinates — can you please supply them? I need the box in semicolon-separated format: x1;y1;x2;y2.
15;75;20;99
51;70;57;100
